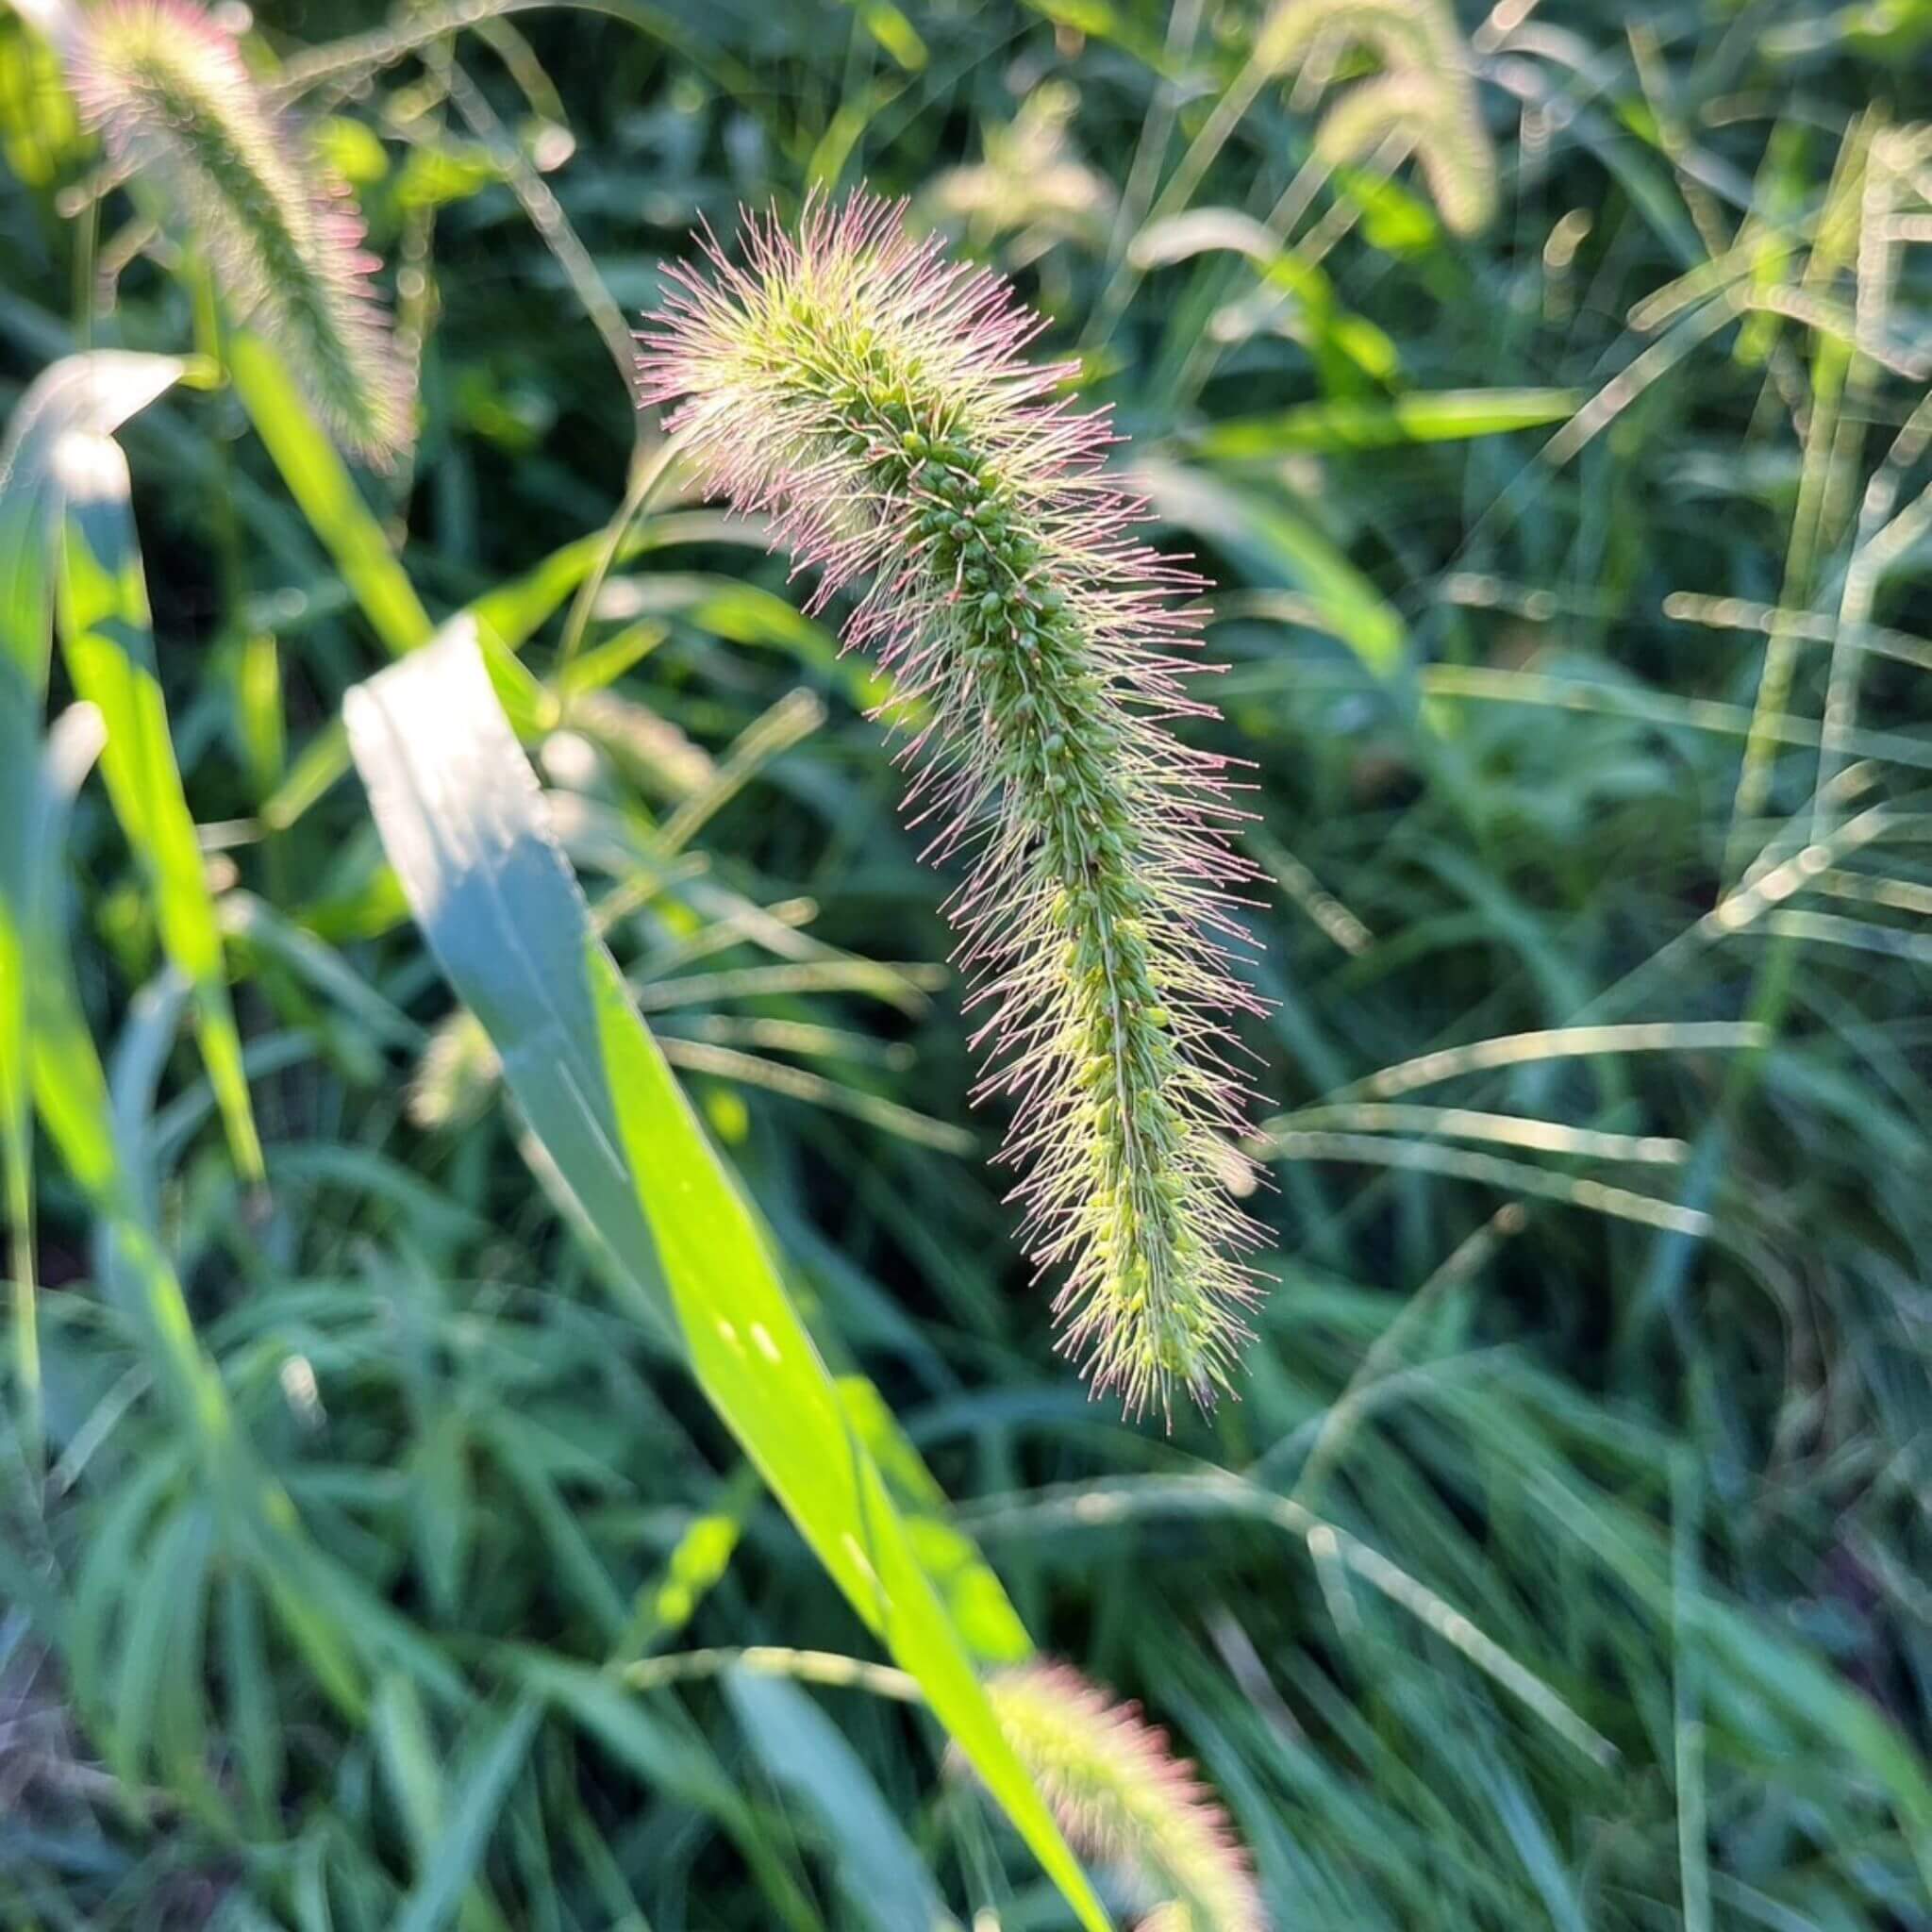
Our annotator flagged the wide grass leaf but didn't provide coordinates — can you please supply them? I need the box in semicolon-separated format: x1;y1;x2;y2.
343;620;1113;1932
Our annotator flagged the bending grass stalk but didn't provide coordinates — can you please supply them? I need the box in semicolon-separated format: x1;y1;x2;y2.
1262;1129;1713;1236
639;193;1266;1418
962;1472;1619;1768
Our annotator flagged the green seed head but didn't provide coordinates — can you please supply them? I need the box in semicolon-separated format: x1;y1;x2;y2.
639;193;1266;1419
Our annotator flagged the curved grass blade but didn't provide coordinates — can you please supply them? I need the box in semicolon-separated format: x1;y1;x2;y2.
0;349;192;1462
343;620;1113;1932
388;1691;541;1932
725;1666;962;1932
54;427;263;1181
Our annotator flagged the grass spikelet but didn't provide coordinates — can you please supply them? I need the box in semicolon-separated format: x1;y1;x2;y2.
67;0;409;462
1310;69;1497;241
979;1661;1265;1931
408;1008;502;1131
638;194;1265;1418
1257;0;1496;235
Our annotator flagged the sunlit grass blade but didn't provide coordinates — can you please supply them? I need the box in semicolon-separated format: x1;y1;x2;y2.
342;618;1115;1932
1191;389;1583;459
0;351;189;684
226;328;431;656
53;427;263;1181
0;348;190;1464
1276;1104;1685;1165
1264;1128;1712;1235
1312;1021;1773;1103
833;1373;1034;1666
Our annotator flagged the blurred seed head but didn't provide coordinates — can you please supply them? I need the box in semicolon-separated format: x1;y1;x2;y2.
1258;0;1496;235
68;0;411;461
975;1661;1266;1931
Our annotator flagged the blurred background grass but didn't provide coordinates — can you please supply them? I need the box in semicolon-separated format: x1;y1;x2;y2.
4;0;1932;1925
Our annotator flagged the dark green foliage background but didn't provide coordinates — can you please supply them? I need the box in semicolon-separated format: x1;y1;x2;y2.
3;1;1931;1926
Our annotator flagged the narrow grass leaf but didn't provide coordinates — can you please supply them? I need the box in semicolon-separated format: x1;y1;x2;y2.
10;716;365;1720
726;1667;961;1932
54;428;262;1178
1193;390;1584;459
392;1700;541;1932
227;329;431;656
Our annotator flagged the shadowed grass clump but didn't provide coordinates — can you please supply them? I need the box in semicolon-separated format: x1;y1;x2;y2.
68;0;409;461
639;194;1267;1418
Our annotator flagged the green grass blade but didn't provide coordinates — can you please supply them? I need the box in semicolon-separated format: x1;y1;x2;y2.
0;671;44;1464
226;329;432;657
1135;458;1407;677
343;620;1114;1932
0;349;188;1465
54;429;263;1181
391;1699;541;1932
1193;389;1586;459
726;1666;961;1932
20;705;122;1204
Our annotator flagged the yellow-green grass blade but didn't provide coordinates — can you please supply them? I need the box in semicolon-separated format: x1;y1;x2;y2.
835;1374;1032;1667
343;620;1114;1932
226;329;432;657
1192;388;1586;459
0;349;190;1465
53;429;263;1181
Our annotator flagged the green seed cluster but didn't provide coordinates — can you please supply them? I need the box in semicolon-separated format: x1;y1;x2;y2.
641;199;1263;1414
833;385;1244;1407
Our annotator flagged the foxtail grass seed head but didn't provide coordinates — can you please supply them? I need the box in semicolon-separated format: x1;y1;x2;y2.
69;0;410;462
1257;0;1496;236
975;1661;1265;1931
639;194;1266;1418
